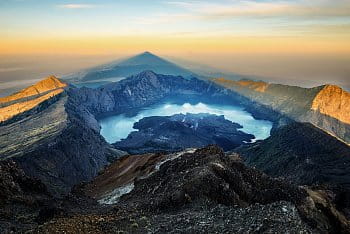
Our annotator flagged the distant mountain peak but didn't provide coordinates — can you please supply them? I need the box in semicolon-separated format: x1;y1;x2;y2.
33;75;67;91
0;75;67;104
0;75;66;123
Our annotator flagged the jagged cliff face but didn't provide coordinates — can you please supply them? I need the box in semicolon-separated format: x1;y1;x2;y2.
213;78;350;143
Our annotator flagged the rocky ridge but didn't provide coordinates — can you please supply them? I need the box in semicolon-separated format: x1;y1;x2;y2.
0;89;64;122
0;76;67;123
213;77;350;143
0;76;67;105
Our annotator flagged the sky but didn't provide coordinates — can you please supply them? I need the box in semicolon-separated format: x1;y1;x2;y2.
0;0;350;91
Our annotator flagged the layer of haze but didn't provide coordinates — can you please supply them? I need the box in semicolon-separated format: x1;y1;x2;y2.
1;0;350;93
0;53;349;96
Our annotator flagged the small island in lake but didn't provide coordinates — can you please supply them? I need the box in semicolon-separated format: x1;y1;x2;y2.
114;113;255;154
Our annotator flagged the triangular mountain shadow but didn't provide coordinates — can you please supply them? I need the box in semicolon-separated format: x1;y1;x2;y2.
68;52;196;82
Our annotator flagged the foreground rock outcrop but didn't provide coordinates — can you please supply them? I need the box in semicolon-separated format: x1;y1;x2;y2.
0;144;349;233
114;113;254;154
38;146;350;233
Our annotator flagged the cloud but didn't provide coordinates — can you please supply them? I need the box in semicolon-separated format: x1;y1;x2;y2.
166;0;350;19
133;13;193;25
276;23;350;36
57;4;97;9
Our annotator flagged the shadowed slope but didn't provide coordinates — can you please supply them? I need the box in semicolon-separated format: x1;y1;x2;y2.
237;122;350;188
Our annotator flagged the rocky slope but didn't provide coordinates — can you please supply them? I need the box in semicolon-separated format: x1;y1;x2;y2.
0;160;53;232
84;152;168;203
0;142;349;232
237;122;350;189
213;78;350;143
0;160;107;233
38;146;349;233
114;113;254;154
